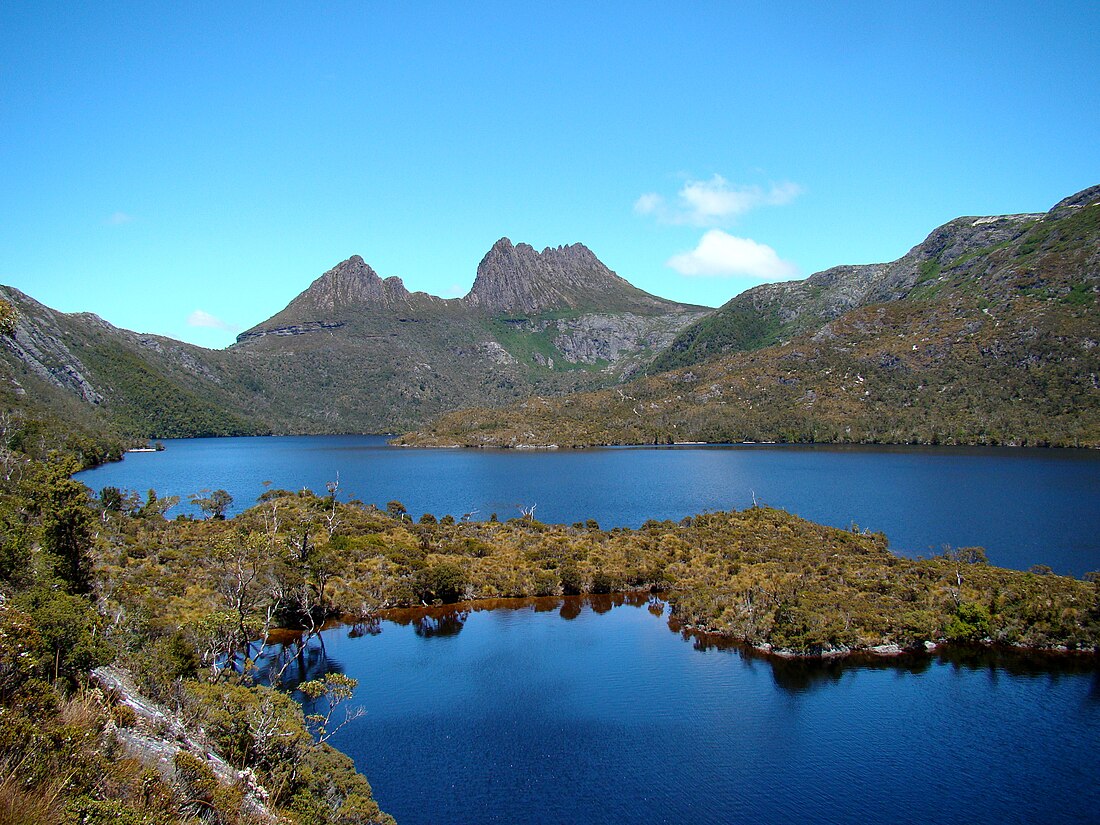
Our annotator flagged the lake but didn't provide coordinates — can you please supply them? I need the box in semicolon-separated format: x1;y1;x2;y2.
76;435;1100;575
263;595;1100;825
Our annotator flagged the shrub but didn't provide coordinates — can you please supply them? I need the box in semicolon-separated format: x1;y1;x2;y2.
946;601;993;642
414;562;467;603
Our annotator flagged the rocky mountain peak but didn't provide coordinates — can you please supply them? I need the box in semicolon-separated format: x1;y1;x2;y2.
288;255;411;315
233;255;417;344
464;238;688;316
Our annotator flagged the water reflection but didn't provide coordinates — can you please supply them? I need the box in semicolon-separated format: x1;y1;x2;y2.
346;594;1099;692
347;617;383;638
559;600;581;620
258;593;1098;706
255;630;348;689
314;592;1100;825
675;629;1098;694
413;612;469;638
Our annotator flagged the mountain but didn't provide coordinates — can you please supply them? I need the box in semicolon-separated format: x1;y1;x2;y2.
0;286;271;463
398;185;1100;448
227;240;708;432
0;240;710;444
7;184;1097;454
464;238;683;315
649;202;1067;371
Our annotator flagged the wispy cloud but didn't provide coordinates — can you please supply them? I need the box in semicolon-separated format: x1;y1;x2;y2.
635;175;802;226
666;230;798;279
105;211;134;226
633;192;664;216
443;283;466;298
187;310;240;331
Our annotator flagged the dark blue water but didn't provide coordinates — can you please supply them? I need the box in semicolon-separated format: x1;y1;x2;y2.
76;435;1100;575
270;597;1100;825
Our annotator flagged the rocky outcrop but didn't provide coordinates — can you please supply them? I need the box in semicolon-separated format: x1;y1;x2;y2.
291;255;412;313
236;320;347;344
550;312;708;368
464;238;700;316
234;253;462;347
0;287;104;403
92;666;276;821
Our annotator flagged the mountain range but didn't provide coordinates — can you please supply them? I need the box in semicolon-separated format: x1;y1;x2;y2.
400;185;1100;448
0;237;707;448
2;185;1097;457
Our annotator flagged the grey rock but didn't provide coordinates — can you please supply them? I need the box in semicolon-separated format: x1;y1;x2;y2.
236;320;347;343
464;238;703;316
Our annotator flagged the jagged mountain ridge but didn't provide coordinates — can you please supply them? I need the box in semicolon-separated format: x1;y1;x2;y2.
0;239;710;437
224;239;709;432
239;239;702;341
464;238;689;315
400;185;1100;448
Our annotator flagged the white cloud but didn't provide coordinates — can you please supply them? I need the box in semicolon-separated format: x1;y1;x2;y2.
666;230;798;279
636;175;803;226
187;310;239;331
106;211;134;225
633;192;664;215
443;283;466;298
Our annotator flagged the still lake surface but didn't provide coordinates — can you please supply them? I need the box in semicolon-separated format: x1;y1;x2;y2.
269;595;1100;825
78;436;1100;822
77;435;1100;575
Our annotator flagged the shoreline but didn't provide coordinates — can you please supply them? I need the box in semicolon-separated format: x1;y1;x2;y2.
266;592;1100;667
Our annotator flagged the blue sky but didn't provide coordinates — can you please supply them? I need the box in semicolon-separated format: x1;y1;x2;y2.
1;2;1097;348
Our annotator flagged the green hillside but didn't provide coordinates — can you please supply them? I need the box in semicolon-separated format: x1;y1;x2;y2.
399;186;1100;448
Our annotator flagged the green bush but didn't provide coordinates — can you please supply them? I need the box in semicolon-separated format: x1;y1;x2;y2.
12;587;113;683
414;562;467;603
946;601;993;642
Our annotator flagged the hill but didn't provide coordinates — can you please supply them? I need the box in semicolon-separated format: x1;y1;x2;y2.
0;286;269;462
398;186;1100;448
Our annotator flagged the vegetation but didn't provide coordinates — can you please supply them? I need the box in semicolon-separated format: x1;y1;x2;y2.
400;198;1100;448
649;302;785;372
0;420;1097;822
89;488;1100;658
0;446;394;821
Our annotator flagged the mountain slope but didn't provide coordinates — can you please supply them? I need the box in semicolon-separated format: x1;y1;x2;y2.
398;186;1100;448
0;240;710;438
0;286;272;438
228;241;708;431
649;203;1061;372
